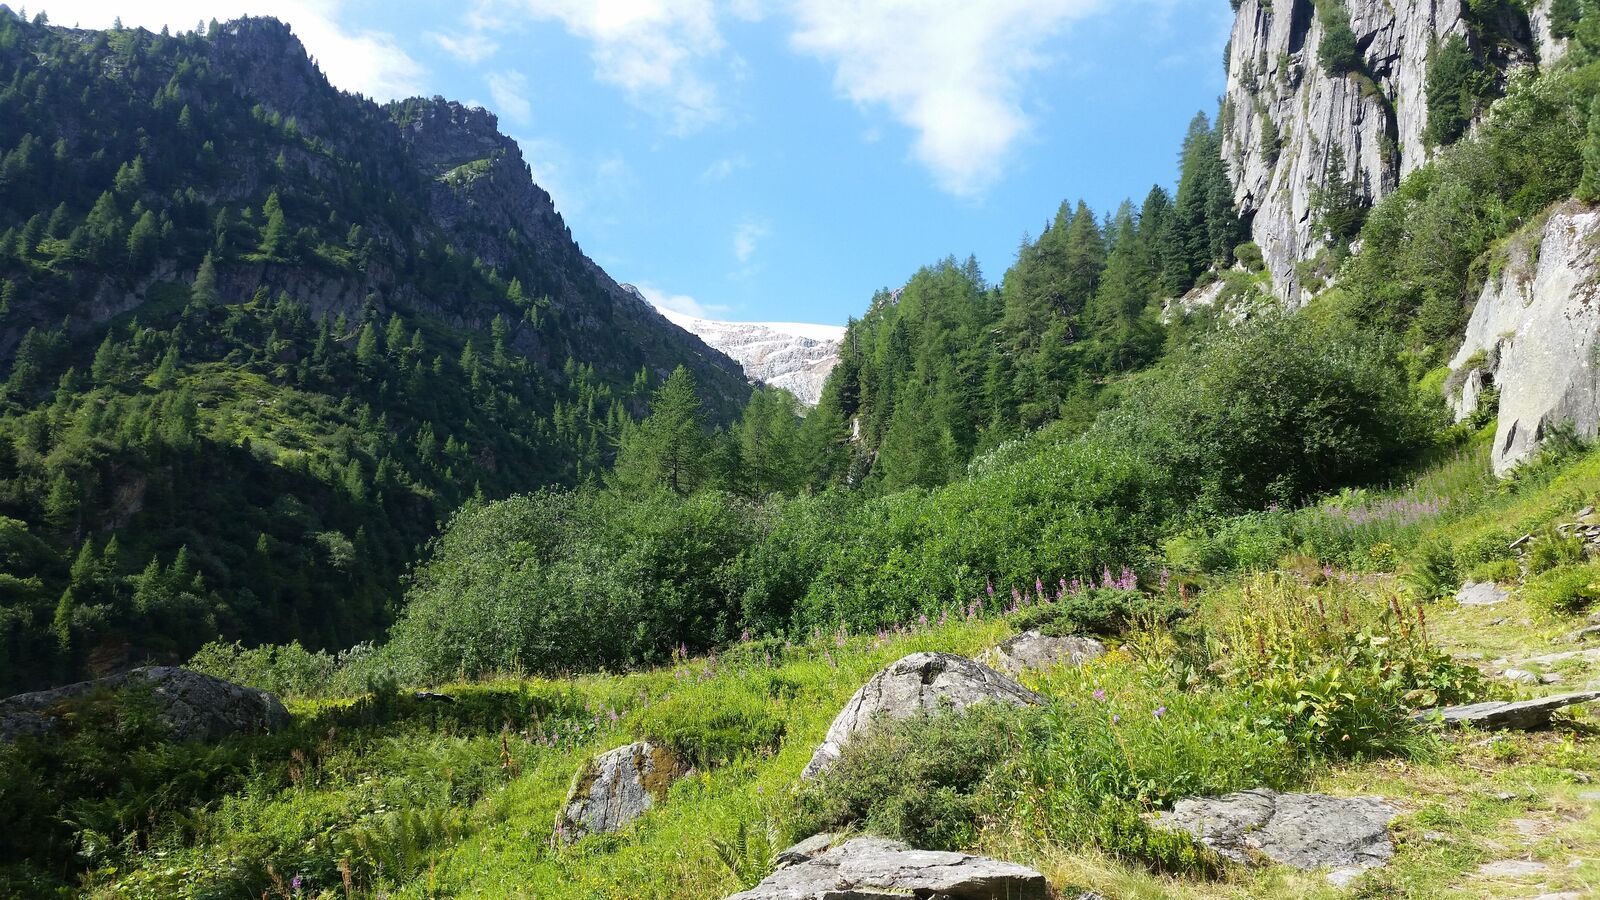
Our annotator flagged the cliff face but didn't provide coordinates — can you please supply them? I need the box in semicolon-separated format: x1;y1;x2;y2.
1448;206;1600;475
1221;0;1552;305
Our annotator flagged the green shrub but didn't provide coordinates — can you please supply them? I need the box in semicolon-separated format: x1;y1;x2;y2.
793;704;1038;852
1523;562;1600;616
1468;559;1521;584
1010;588;1189;637
1527;528;1587;575
1404;541;1460;601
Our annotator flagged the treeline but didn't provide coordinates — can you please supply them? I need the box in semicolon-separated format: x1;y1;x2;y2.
817;112;1247;491
380;314;1433;682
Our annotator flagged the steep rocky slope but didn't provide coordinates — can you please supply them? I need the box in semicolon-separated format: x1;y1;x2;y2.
1222;0;1547;304
651;300;844;406
1448;205;1600;474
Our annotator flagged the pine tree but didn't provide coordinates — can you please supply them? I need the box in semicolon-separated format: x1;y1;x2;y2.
355;322;381;367
43;470;77;531
126;209;159;267
612;365;709;495
90;333;123;384
258;192;288;258
191;252;220;306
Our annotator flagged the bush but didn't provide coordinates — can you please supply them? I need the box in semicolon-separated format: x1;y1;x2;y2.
1468;559;1521;584
1010;588;1189;637
1523;562;1600;616
1527;528;1587;575
635;683;787;769
1404;541;1460;601
793;704;1038;852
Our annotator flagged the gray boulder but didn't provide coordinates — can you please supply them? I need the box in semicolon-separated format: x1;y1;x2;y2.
556;740;686;843
725;836;1047;900
1456;581;1511;607
986;630;1105;677
0;666;289;744
1149;789;1397;881
1414;691;1600;730
801;652;1042;780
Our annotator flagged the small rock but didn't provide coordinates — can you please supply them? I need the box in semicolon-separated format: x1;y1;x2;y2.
1148;789;1397;874
1421;830;1447;842
1578;791;1600;802
1415;692;1600;730
1511;534;1535;550
555;740;686;843
1563;625;1600;644
1510;818;1545;836
725;836;1048;900
413;691;456;703
1475;859;1549;878
1325;866;1365;888
1530;893;1584;900
1540;673;1565;684
1518;648;1600;667
1503;669;1540;684
1458;581;1512;607
1577;506;1595;519
985;630;1105;677
801;652;1042;779
774;834;837;867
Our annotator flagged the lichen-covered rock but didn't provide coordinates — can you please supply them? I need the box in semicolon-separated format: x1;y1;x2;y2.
725;836;1048;900
801;652;1043;780
1149;789;1397;879
556;740;686;843
986;630;1106;677
0;666;289;744
1448;206;1600;475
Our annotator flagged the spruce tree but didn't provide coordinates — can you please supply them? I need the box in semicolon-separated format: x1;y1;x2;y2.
1581;97;1600;204
191;252;220;306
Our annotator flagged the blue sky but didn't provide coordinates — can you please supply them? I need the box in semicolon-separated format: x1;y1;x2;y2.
36;0;1234;326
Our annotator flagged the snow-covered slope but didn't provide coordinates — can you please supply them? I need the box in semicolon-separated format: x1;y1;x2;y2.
646;298;844;406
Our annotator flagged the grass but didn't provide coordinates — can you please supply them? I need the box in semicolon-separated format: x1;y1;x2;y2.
11;443;1600;899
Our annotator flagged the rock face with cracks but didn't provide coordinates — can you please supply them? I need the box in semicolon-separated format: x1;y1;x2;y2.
725;836;1048;900
556;740;687;843
1415;692;1600;730
0;667;288;744
801;652;1043;780
1149;789;1398;879
985;630;1106;677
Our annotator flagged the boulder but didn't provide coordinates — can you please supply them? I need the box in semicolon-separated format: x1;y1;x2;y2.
725;836;1047;900
555;740;686;843
986;630;1105;677
1148;789;1397;882
0;666;288;744
1456;581;1511;607
801;652;1042;780
1414;691;1600;730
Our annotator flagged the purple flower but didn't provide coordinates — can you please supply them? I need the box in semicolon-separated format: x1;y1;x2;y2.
1092;689;1106;702
1153;706;1167;719
1112;714;1121;725
291;876;303;892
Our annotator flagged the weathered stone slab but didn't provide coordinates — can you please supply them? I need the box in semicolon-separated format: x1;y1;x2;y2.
801;652;1042;780
1148;789;1397;880
986;630;1105;677
726;836;1048;900
1456;581;1511;607
555;740;686;843
1414;692;1600;730
0;666;288;744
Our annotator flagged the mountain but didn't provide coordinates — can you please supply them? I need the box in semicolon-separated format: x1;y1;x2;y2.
0;13;748;692
645;295;844;406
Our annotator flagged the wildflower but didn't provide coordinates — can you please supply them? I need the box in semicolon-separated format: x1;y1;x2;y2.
917;614;929;630
292;875;304;893
1158;567;1171;592
1112;714;1121;725
740;628;752;643
1092;688;1106;702
986;579;995;597
1153;706;1167;719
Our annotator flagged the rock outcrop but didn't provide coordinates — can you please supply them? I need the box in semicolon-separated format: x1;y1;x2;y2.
652;302;844;406
1456;581;1511;607
1149;789;1398;884
0;667;289;744
985;631;1106;677
1222;0;1562;305
1447;206;1600;474
725;836;1048;900
1415;691;1600;729
801;652;1042;779
556;740;687;843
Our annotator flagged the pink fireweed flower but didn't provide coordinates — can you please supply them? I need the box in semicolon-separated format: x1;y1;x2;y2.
1092;689;1106;702
987;579;995;597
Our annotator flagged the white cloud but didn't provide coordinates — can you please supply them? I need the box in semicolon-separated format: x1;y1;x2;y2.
33;0;425;100
500;0;728;134
786;0;1104;196
431;30;500;64
733;219;769;263
699;155;749;182
634;282;726;319
487;69;533;122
